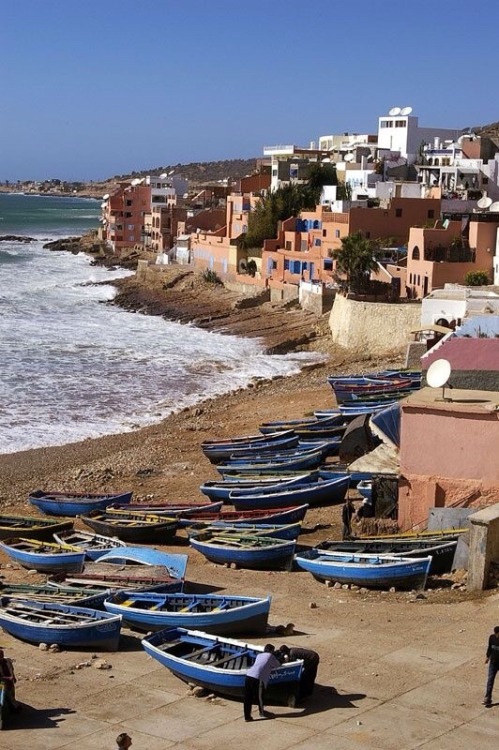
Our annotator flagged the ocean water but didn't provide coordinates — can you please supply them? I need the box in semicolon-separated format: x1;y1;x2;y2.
0;193;322;455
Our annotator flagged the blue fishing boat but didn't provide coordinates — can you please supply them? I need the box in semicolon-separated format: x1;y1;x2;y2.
109;501;223;517
0;538;86;573
318;467;374;486
217;446;326;476
316;539;457;575
96;547;188;581
53;530;126;561
190;532;296;570
0;582;109;609
294;549;432;589
80;509;178;543
178;504;309;528
104;592;271;634
0;597;122;650
28;489;133;517
187;521;302;541
229;475;350;510
356;480;372;500
297;435;342;456
0;514;73;542
199;474;316;503
201;430;297;464
259;412;344;435
141;627;303;706
204;434;300;464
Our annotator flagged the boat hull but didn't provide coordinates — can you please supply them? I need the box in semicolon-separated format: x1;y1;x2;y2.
0;516;74;542
190;536;295;570
80;513;178;543
142;628;303;706
294;551;431;590
230;476;349;510
0;541;85;573
0;598;122;650
29;491;133;517
104;593;271;634
178;504;309;528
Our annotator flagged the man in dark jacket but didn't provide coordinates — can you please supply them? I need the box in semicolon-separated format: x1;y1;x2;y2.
483;625;499;707
342;496;355;540
277;645;320;700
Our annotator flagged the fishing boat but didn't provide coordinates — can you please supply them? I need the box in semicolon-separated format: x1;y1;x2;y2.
204;433;300;464
0;597;122;650
259;413;344;435
109;501;223;517
294;549;432;590
28;489;133;517
52;530;126;561
0;538;85;573
316;538;458;575
79;509;178;543
0;514;73;541
179;504;309;528
229;475;350;510
104;592;271;634
141;627;303;706
187;521;302;541
356;480;372;500
199;474;317;503
201;430;297;464
217;446;326;476
189;532;296;570
0;582;109;609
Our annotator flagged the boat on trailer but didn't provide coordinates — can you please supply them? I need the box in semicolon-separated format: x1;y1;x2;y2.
141;627;303;706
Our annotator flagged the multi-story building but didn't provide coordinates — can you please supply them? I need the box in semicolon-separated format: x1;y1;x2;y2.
406;210;499;299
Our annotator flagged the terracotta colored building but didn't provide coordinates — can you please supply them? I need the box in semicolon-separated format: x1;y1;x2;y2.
103;182;151;252
406;214;498;299
398;385;499;531
261;197;441;290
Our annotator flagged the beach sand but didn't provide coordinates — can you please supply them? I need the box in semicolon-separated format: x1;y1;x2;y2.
3;266;493;748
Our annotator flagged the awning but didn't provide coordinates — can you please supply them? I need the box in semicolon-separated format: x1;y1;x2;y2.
410;324;452;335
348;443;399;475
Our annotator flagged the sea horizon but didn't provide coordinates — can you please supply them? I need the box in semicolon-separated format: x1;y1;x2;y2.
0;194;323;456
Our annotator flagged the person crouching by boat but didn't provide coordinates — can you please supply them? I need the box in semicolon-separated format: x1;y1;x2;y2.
0;649;20;711
277;645;320;701
342;496;355;540
243;643;281;721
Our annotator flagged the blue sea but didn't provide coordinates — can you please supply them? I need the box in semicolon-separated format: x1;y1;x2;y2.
0;193;321;455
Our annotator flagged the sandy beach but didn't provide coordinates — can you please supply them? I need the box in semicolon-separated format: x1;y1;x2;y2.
2;263;497;749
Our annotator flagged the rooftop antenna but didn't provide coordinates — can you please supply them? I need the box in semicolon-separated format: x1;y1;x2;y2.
400;106;413;116
426;358;452;401
388;106;401;116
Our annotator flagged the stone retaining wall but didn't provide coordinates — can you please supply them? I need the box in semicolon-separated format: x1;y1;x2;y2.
329;294;421;355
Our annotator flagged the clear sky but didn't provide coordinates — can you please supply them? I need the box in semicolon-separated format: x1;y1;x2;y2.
1;0;498;182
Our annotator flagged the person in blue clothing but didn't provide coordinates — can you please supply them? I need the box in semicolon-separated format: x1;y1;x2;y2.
243;644;281;721
483;625;499;707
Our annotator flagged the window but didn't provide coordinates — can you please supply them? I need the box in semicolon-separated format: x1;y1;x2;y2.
427;210;434;219
322;229;327;237
314;238;321;246
412;246;420;260
380;120;392;128
127;224;134;230
335;229;340;238
301;240;307;252
395;208;402;217
285;241;292;250
395;120;406;128
126;200;132;206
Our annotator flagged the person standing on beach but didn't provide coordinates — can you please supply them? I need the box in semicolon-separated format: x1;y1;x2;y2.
483;625;499;707
342;496;355;540
243;644;281;721
0;649;19;710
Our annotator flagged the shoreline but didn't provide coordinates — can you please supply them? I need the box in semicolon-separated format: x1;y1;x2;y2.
0;237;405;511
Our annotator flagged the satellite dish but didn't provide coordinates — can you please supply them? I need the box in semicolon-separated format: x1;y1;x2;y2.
488;201;499;212
427;358;452;400
389;106;401;116
477;196;493;209
400;106;413;116
102;193;110;200
344;153;354;162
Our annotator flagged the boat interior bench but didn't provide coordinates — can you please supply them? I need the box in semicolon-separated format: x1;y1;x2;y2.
209;650;251;668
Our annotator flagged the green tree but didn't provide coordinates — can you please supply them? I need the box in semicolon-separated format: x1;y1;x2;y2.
333;232;383;293
464;270;489;286
240;183;304;249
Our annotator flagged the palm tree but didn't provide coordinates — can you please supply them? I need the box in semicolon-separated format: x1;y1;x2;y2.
333;232;382;294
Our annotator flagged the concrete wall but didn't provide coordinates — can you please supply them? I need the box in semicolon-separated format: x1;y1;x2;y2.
468;504;499;590
329;294;421;355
